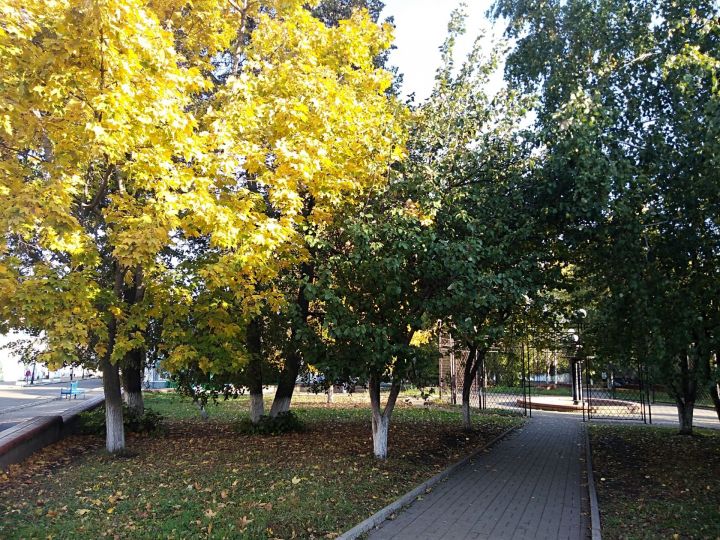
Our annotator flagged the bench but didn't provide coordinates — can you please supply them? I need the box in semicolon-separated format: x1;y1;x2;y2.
60;381;86;400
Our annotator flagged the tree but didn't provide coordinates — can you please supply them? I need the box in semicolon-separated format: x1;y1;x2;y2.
407;11;551;430
493;0;720;433
311;198;439;458
156;0;406;423
0;0;300;452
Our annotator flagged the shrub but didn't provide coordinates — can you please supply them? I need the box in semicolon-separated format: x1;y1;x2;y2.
236;411;305;435
78;405;164;436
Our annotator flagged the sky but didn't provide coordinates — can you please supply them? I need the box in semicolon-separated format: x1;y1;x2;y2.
380;0;502;102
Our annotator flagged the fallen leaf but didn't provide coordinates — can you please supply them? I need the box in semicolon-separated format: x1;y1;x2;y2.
238;515;253;527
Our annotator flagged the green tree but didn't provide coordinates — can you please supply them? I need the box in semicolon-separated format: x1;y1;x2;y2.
493;0;720;433
414;11;553;430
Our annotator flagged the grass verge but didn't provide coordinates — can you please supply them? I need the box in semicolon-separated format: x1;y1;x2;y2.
589;424;720;540
0;392;521;539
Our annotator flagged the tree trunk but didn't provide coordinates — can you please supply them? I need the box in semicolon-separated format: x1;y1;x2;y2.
462;400;471;429
270;259;313;417
711;383;720;423
101;358;126;453
369;374;401;459
194;400;209;421
246;317;264;424
326;384;334;404
669;352;699;435
372;412;390;459
270;350;299;417
461;345;479;430
677;399;695;435
121;349;144;416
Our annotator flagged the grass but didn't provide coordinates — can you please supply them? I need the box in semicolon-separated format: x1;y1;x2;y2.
589;424;720;540
651;390;716;409
0;391;522;539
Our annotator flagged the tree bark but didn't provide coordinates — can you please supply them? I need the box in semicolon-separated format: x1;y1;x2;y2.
121;349;144;416
102;261;127;453
326;383;334;404
246;317;264;424
710;382;720;423
677;399;695;435
461;345;479;430
270;350;299;417
271;253;314;416
101;358;126;453
369;374;401;459
669;352;698;435
120;266;146;416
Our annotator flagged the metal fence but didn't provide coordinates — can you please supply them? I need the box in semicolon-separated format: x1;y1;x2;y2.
439;334;661;423
439;336;529;416
583;360;651;422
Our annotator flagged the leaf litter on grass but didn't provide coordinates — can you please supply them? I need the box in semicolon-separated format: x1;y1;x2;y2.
590;424;720;540
0;397;521;539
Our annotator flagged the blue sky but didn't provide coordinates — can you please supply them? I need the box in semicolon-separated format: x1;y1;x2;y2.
380;1;500;101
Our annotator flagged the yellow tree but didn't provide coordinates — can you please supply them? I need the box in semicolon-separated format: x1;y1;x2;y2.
0;0;404;452
0;0;273;452
159;1;406;420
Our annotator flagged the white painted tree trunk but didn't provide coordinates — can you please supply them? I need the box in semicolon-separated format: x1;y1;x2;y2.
124;390;144;417
269;395;291;417
105;399;125;453
462;399;472;430
249;391;264;424
101;361;125;454
372;413;390;459
194;401;209;420
326;385;334;404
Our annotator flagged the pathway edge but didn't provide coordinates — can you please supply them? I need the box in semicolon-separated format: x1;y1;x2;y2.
0;396;60;416
338;424;519;540
584;425;603;540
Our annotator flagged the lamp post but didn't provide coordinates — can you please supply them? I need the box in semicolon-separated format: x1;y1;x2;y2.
571;309;587;405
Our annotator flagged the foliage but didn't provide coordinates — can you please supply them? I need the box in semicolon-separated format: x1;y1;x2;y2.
236;411;306;436
79;406;164;436
493;0;720;430
154;0;407;403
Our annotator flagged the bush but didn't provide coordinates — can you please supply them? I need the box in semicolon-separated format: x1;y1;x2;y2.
236;411;305;435
78;405;164;436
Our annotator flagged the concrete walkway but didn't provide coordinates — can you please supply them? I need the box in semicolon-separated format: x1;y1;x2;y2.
0;379;104;429
369;414;589;540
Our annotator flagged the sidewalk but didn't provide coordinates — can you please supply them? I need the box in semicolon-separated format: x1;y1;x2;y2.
0;374;97;389
0;379;104;427
368;414;589;540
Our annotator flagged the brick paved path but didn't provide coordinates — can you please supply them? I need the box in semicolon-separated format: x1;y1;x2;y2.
368;415;589;540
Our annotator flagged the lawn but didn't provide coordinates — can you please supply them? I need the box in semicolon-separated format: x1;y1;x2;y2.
589;424;720;540
0;392;521;539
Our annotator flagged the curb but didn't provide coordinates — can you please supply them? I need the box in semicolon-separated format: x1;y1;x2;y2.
584;425;602;540
338;425;519;540
0;395;105;470
0;396;60;416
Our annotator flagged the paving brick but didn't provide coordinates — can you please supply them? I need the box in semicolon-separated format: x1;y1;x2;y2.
368;414;590;540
